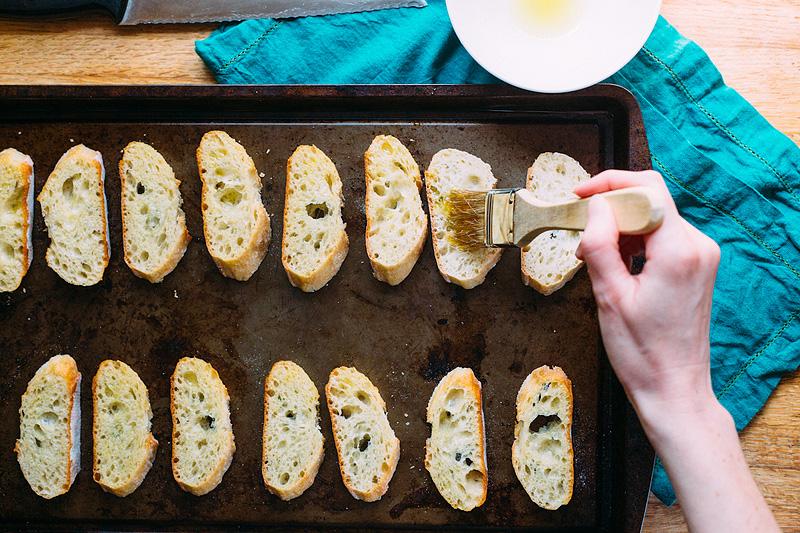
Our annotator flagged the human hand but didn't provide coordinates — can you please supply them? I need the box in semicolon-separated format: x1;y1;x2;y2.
574;170;721;430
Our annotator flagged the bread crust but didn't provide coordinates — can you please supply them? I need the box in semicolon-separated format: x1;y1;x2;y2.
38;145;110;286
92;360;158;497
325;367;400;502
15;354;81;499
424;149;503;289
196;131;271;281
119;142;191;283
262;361;325;501
0;148;34;292
282;145;349;292
364;135;427;285
424;367;487;511
512;365;574;509
170;357;235;496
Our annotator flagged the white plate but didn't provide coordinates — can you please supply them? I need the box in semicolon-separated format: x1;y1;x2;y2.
447;0;662;93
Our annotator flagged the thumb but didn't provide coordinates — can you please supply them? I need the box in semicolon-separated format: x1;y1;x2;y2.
576;195;632;299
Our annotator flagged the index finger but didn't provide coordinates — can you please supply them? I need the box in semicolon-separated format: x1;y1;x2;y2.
574;169;680;225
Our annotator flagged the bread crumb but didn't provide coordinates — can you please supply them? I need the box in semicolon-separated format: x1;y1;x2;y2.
69;138;74;143
174;290;178;299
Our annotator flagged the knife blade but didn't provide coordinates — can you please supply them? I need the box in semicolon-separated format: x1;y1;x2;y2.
0;0;427;24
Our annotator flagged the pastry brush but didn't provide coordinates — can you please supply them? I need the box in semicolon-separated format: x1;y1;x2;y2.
445;186;665;250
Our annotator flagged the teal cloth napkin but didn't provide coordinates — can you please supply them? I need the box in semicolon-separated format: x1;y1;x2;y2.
196;2;800;505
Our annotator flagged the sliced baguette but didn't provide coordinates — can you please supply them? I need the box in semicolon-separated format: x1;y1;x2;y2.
197;131;271;281
37;145;110;286
325;367;399;502
92;360;158;497
425;149;503;289
424;367;487;511
512;365;574;510
521;152;590;295
171;357;235;496
16;354;81;499
364;135;427;285
262;361;324;501
282;145;349;292
119;141;191;283
0;148;34;292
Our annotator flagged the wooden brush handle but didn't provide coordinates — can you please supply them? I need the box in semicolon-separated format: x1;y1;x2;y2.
514;186;665;247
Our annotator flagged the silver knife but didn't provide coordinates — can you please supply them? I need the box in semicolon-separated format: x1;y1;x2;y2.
0;0;427;24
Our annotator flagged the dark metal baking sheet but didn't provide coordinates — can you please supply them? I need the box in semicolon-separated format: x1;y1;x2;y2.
0;85;654;532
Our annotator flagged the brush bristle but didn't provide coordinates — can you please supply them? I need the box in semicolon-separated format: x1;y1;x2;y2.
445;189;488;251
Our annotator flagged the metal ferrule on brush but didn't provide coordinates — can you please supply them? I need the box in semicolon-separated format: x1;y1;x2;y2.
485;189;518;247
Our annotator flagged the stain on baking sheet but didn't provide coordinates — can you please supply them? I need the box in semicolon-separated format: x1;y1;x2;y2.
421;335;487;382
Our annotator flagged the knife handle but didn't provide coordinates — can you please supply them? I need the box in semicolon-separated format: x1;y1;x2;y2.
0;0;127;23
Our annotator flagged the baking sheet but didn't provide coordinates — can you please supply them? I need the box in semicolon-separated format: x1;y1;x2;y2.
0;85;654;532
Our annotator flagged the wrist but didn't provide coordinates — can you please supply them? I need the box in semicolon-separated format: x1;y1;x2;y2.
630;383;726;444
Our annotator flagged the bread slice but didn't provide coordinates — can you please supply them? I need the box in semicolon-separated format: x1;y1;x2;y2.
92;360;158;497
262;361;324;501
512;365;574;510
282;145;349;292
37;144;110;286
119;141;191;283
196;131;271;281
15;354;81;499
364;135;427;285
0;148;34;292
424;367;487;511
325;367;399;502
425;149;503;289
171;357;235;496
521;152;590;295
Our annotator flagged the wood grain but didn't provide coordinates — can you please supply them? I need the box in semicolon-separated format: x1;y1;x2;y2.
0;1;799;531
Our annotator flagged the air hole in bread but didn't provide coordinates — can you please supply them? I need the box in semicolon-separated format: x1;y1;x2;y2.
219;189;243;206
444;388;464;411
136;183;145;194
466;469;484;486
286;411;295;419
198;392;204;402
280;473;289;485
373;184;387;196
529;414;560;433
356;391;370;405
306;202;329;220
199;415;214;430
358;434;371;452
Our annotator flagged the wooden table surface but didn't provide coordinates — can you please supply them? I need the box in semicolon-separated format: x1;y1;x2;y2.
1;1;799;531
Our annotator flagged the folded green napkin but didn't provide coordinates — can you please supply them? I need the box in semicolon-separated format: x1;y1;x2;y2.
196;2;800;506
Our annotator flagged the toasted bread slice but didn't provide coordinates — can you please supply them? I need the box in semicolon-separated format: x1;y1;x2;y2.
282;145;349;292
325;367;399;502
92;360;158;497
425;149;503;289
119;141;191;283
424;367;487;511
37;145;110;286
364;135;427;285
16;354;81;499
0;148;34;292
171;357;235;496
512;365;574;510
521;153;590;295
262;361;324;501
197;131;271;281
